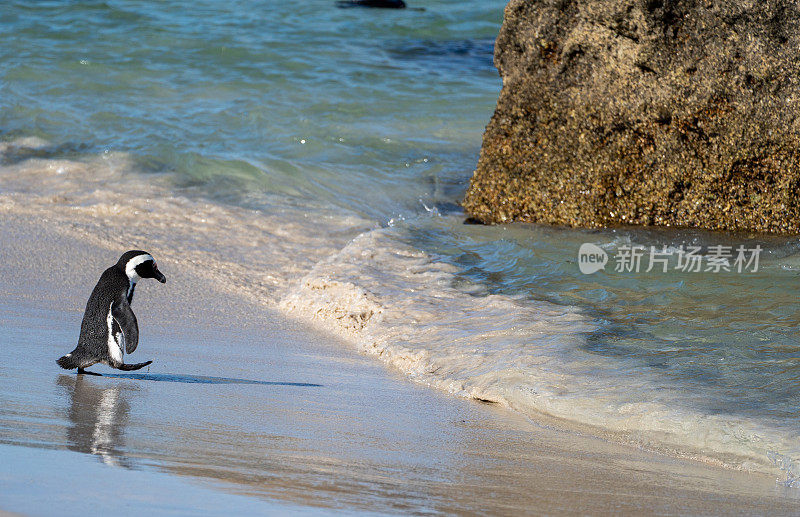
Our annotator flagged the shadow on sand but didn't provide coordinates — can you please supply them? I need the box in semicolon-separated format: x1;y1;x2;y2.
78;372;323;387
56;372;321;469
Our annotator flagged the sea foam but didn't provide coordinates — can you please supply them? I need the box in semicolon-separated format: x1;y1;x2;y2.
2;141;798;481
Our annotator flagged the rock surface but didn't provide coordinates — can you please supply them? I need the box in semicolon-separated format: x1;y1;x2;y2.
464;0;800;234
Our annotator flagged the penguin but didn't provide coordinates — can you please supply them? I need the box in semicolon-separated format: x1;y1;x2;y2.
57;250;166;375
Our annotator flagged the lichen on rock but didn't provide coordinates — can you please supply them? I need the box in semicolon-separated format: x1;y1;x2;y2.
464;0;800;234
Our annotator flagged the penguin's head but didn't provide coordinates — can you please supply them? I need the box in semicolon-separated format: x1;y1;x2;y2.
117;250;167;284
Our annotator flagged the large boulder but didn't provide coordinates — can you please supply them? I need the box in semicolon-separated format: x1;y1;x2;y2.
464;0;800;234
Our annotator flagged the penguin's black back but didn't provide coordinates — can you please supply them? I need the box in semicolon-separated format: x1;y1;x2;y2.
57;265;131;369
80;266;130;349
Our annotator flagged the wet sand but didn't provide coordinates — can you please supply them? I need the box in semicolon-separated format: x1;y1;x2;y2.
1;212;798;515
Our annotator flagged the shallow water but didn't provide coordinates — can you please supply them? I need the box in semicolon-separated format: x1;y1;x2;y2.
1;0;799;484
0;296;538;514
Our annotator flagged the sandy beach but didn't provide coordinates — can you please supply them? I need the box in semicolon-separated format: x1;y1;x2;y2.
1;2;799;512
1;211;798;515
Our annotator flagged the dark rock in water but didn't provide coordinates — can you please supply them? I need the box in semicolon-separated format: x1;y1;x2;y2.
386;39;495;74
464;0;800;234
336;0;406;8
0;141;91;166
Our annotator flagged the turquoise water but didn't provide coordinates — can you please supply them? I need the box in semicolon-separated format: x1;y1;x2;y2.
0;0;500;219
2;0;800;481
412;220;800;423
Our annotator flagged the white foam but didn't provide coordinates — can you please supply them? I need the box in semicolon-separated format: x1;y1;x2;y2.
279;227;800;477
2;141;798;479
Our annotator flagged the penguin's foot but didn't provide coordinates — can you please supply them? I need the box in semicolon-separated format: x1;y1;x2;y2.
77;368;102;376
117;360;153;371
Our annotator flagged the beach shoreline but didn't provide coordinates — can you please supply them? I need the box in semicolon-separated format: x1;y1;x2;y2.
3;1;799;512
1;211;799;514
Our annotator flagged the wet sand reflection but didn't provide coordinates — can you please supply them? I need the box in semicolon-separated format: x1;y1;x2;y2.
57;375;138;468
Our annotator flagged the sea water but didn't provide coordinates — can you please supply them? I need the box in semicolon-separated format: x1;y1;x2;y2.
1;0;798;482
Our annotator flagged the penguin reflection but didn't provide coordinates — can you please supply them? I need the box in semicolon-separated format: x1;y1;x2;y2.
57;375;137;467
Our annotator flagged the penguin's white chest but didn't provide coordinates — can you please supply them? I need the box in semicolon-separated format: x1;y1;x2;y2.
106;303;125;363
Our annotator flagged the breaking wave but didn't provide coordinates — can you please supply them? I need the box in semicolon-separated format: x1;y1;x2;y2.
2;139;798;482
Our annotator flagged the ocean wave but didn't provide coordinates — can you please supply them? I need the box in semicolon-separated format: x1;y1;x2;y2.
2;141;798;482
277;224;800;479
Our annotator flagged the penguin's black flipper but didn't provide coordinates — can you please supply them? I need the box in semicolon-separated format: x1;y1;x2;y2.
117;361;152;371
111;300;139;354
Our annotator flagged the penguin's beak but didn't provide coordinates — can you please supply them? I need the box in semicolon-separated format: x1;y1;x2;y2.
155;269;166;283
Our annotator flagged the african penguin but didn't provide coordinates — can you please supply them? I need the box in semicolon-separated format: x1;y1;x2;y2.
57;250;166;375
